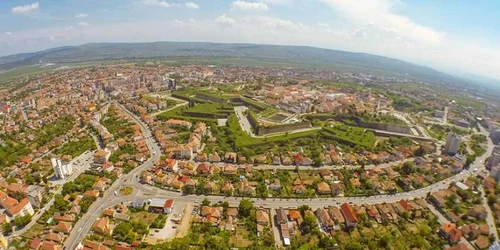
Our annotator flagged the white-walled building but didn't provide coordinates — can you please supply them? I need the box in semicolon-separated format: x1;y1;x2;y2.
51;158;73;180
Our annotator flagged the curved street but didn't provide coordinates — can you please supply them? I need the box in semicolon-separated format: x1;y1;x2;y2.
64;102;496;249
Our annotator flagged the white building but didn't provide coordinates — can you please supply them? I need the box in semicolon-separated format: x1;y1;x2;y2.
51;158;73;180
444;132;461;155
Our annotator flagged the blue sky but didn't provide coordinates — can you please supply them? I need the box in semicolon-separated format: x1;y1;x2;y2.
1;0;500;81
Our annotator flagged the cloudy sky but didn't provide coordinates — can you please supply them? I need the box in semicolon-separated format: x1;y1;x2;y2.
1;0;500;80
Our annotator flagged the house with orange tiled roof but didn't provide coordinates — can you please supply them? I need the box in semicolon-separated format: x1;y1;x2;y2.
440;223;462;244
54;221;72;234
84;190;100;198
45;232;63;243
340;203;358;228
316;182;331;195
40;241;61;250
93;178;107;192
165;119;192;129
93;217;111;235
6;198;35;219
83;239;110;250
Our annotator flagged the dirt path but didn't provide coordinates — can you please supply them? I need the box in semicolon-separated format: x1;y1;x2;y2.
175;203;194;238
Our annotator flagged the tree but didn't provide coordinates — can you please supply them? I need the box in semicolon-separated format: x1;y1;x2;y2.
201;198;211;207
2;223;12;234
14;214;32;227
301;213;318;234
151;214;167;229
113;221;134;242
182;185;194;195
402;162;416;175
238;199;254;218
414;146;426;157
25;175;36;185
54;194;69;212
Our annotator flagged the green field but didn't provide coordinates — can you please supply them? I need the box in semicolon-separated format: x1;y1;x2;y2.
186;102;233;114
227;113;318;148
321;124;376;148
54;135;97;157
0;65;58;84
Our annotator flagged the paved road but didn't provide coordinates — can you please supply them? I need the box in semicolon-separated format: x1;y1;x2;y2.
443;106;449;125
234;106;253;136
8;151;94;239
480;187;499;240
208;157;414;171
64;102;162;250
426;200;475;249
64;105;495;249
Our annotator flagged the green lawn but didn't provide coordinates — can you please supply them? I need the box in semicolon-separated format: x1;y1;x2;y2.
119;186;134;196
22;223;45;239
130;211;159;225
321;124;376;148
55;135;96;157
0;65;58;85
227;113;317;148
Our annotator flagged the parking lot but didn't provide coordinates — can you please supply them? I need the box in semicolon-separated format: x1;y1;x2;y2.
146;202;190;243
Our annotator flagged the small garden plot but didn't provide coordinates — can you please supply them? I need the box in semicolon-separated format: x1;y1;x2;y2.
230;225;253;248
130;211;159;225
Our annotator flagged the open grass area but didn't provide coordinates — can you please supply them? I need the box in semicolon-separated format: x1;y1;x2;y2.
119;186;134;196
157;105;216;123
227;113;318;148
230;225;253;248
130;211;159;225
0;65;58;85
427;123;470;140
185;102;233;116
321;124;376;148
54;135;96;157
22;223;45;239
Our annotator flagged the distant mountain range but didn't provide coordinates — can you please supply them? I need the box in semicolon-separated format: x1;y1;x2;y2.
0;41;484;86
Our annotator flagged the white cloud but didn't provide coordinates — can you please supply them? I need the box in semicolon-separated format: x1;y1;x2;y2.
5;32;12;36
142;0;172;8
231;1;268;11
263;0;291;5
2;11;500;82
172;19;184;27
215;14;235;26
185;2;199;9
319;0;444;46
65;26;74;31
78;22;89;26
12;2;39;14
75;13;89;18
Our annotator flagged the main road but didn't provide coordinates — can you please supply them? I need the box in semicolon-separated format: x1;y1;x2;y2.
64;102;162;250
64;103;495;249
9;151;94;239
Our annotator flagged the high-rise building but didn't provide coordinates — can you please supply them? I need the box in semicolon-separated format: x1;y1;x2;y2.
51;158;73;180
444;132;462;155
487;146;500;169
491;127;500;145
490;165;500;183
